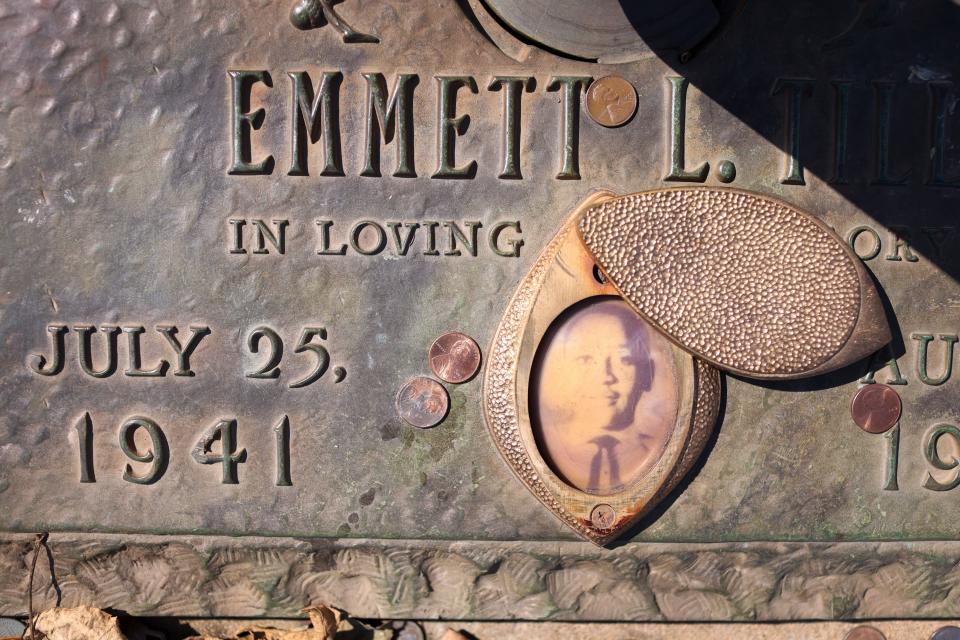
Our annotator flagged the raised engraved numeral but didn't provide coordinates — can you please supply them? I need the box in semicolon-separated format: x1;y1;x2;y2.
246;326;283;379
75;412;95;483
119;417;169;485
191;419;247;484
922;424;960;491
274;415;292;487
883;424;900;491
76;414;288;486
289;328;330;388
866;419;960;492
245;326;344;387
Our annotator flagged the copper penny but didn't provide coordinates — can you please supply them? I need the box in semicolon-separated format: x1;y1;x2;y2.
429;332;481;384
850;383;902;434
590;504;616;529
843;626;886;640
396;376;449;429
586;75;638;128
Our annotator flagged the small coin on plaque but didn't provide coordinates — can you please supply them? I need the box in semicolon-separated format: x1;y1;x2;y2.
931;626;960;640
396;376;449;429
590;504;617;529
843;625;887;640
429;331;481;384
586;75;638;128
850;384;902;434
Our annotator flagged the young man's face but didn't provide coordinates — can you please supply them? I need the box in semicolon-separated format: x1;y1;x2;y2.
539;299;646;437
562;312;640;429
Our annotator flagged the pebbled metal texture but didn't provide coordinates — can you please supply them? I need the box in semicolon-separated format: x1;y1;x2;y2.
663;359;721;497
580;188;890;378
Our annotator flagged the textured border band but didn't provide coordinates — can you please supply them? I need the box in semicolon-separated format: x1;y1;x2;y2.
3;534;960;621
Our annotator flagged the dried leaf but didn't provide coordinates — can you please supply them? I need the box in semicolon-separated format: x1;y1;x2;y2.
34;606;127;640
302;606;339;639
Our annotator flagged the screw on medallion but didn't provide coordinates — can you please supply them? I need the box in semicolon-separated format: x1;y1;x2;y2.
590;504;617;530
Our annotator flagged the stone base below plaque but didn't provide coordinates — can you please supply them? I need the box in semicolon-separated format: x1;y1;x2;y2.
422;621;960;640
2;534;960;622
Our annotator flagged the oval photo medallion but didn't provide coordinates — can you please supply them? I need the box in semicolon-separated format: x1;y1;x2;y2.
531;297;680;495
483;192;721;545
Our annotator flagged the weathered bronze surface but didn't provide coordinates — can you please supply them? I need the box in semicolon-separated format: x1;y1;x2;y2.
0;0;959;625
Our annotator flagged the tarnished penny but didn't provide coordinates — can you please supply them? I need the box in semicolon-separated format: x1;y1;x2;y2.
843;626;887;640
586;75;638;128
590;504;617;529
931;626;960;640
851;384;902;434
429;332;481;384
396;376;449;429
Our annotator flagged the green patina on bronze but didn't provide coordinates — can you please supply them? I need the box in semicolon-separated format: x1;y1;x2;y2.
0;0;959;622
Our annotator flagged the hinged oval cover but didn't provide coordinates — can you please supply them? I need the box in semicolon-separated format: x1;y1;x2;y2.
579;187;892;379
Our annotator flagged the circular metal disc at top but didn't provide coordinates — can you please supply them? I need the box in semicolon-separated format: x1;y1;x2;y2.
484;0;720;61
586;76;638;128
843;626;887;640
429;332;482;384
851;384;902;434
396;377;450;429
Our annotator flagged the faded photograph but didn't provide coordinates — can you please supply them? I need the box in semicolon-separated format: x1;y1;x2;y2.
531;297;680;495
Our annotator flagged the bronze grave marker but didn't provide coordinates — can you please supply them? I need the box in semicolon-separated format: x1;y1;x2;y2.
0;0;959;625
